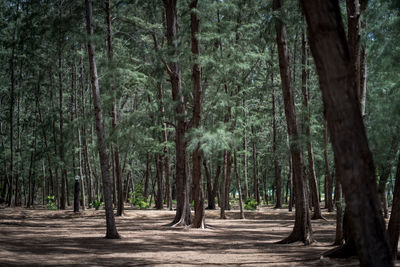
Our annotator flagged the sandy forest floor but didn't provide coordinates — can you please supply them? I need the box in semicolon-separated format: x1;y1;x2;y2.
0;205;396;266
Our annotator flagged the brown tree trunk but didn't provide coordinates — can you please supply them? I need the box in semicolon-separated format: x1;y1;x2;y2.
143;153;150;199
163;0;191;226
242;98;249;199
388;153;400;259
155;154;163;209
105;0;124;216
274;0;312;244
301;32;322;219
251;127;260;204
190;0;205;229
234;152;245;219
85;0;119;239
378;168;390;219
323;119;334;212
272;74;282;208
301;0;392;264
220;152;227;219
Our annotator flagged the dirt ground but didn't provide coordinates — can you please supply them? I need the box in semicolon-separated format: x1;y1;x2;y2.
0;205;395;266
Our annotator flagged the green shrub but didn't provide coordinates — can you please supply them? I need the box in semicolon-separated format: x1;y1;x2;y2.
46;195;57;210
244;198;258;210
128;184;150;209
90;200;104;210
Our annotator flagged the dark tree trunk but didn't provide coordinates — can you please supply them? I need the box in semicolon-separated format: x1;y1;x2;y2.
334;179;344;246
143;153;150;199
272;73;282;208
203;160;213;209
220;152;227;219
85;0;119;239
300;32;322;220
163;0;191;226
234;152;245;219
388;153;400;259
251;127;260;204
378;167;390;219
300;0;393;265
155;154;163;209
225;150;232;210
323;119;334;212
288;154;293;212
274;0;312;244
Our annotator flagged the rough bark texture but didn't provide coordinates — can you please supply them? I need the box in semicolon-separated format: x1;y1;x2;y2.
272;79;282;208
190;0;205;229
300;0;393;265
85;0;119;239
274;0;312;245
163;0;191;226
388;153;400;259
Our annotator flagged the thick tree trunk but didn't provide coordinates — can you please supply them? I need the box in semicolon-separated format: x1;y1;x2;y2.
300;33;322;219
163;0;191;226
274;0;312;244
85;0;119;239
387;153;400;259
300;0;393;265
323;119;334;212
190;0;205;229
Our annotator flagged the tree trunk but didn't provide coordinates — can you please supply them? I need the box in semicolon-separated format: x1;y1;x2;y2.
85;0;119;239
220;152;227;219
323;119;334;212
163;0;191;226
334;179;344;246
378;167;390;219
251;127;260;204
143;153;150;199
242;98;249;199
274;0;312;244
155;154;163;209
190;0;205;229
301;0;393;264
272;74;282;208
234;152;245;219
300;32;322;219
387;153;400;259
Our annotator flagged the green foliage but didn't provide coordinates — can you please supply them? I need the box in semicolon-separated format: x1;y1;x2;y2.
46;195;57;210
128;184;150;210
90;200;104;210
244;198;258;210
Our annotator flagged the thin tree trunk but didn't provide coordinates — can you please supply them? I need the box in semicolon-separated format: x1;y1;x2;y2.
301;32;322;219
143;153;150;199
234;152;245;219
387;153;400;259
323;119;334;212
272;71;281;208
155;154;163;209
252;127;260;204
274;0;312;244
378;168;390;219
220;152;227;219
301;0;392;264
85;0;119;239
242;98;249;199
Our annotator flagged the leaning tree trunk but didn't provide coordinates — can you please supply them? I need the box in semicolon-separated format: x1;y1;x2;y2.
300;32;322;220
274;0;312;245
300;0;393;265
388;152;400;259
190;0;205;229
163;0;191;226
85;0;119;239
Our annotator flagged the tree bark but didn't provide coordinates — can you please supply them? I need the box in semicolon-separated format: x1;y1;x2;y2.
251;127;260;204
234;152;245;219
143;153;150;199
85;0;120;239
300;0;393;264
220;152;227;219
163;0;191;226
155;154;163;209
190;0;205;229
323;119;334;212
388;153;400;259
272;72;282;208
301;32;323;219
274;0;312;244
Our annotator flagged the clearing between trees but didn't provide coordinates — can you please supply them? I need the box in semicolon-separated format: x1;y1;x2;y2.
0;205;383;266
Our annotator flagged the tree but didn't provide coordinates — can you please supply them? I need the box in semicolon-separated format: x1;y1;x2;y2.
300;0;393;265
273;0;313;244
84;0;120;239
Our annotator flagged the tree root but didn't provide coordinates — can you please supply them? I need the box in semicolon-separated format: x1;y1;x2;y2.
322;243;357;258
